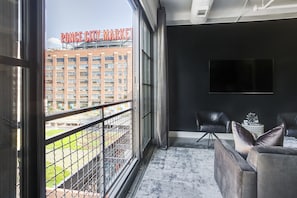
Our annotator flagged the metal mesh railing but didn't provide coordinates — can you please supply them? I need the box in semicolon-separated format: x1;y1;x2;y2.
45;100;133;198
104;111;132;189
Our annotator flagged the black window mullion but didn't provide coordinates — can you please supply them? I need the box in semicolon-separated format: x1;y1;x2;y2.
0;55;29;68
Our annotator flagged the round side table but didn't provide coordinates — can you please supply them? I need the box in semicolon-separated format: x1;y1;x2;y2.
241;123;264;137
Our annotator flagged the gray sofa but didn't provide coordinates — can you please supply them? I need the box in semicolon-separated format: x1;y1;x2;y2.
214;139;297;198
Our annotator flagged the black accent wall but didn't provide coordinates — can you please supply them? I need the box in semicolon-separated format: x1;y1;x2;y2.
168;19;297;132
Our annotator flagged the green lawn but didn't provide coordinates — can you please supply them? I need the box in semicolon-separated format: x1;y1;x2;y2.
46;128;84;150
46;131;83;150
46;128;125;149
46;129;65;139
46;161;70;188
46;129;79;188
45;128;125;188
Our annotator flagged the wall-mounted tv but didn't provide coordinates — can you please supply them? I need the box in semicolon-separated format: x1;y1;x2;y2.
209;59;274;94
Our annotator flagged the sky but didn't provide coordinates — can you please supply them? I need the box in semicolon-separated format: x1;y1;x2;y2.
46;0;133;48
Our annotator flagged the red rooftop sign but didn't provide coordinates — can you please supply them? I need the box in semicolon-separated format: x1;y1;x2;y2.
61;28;132;43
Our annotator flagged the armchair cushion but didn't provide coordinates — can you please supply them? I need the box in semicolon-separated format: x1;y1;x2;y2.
232;121;284;157
200;124;226;133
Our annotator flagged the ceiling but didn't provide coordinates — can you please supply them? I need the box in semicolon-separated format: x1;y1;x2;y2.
160;0;297;26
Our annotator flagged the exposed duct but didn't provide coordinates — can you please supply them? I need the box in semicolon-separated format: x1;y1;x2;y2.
190;0;214;24
262;0;274;9
253;0;274;11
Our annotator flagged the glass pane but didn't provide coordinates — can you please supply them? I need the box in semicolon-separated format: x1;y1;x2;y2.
141;20;150;56
142;55;151;85
142;55;146;84
142;114;151;147
146;29;151;55
0;0;21;58
0;65;22;197
141;19;152;152
142;85;151;115
45;0;134;197
145;25;150;55
142;20;147;54
146;57;151;84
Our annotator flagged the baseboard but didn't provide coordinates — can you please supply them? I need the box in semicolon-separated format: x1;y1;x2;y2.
169;131;234;140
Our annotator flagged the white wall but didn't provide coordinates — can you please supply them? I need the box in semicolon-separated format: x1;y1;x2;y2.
139;0;159;30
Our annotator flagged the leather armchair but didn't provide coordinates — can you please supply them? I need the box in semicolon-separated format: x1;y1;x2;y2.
196;111;231;133
195;111;231;144
277;113;297;138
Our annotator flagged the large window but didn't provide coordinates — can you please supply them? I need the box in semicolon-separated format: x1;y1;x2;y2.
0;1;25;197
140;17;153;151
1;0;144;197
45;0;134;197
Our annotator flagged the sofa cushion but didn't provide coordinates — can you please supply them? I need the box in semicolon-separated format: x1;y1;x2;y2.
247;146;297;171
232;121;284;157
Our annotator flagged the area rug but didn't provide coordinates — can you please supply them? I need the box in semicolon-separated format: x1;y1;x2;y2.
133;147;222;198
169;137;234;149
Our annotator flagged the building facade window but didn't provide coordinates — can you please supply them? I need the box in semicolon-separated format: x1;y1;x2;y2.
57;72;64;77
105;71;114;76
57;58;64;62
56;65;64;70
93;86;100;91
92;79;100;84
92;71;101;76
92;64;101;69
68;65;76;69
68;79;76;84
105;63;114;68
80;79;88;84
92;56;101;61
46;65;53;70
68;87;76;91
105;56;114;61
80;64;88;69
80;57;88;62
80;71;88;76
68;72;75;76
68;57;76;62
56;79;64;84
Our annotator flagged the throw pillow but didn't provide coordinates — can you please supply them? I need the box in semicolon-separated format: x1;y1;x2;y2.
232;121;284;157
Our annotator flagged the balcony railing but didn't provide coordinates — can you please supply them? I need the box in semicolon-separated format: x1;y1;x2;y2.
45;100;133;198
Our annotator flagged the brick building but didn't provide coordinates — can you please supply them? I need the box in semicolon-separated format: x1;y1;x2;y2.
45;38;132;113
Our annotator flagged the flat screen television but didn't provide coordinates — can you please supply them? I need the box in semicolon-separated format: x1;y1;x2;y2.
209;59;274;94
